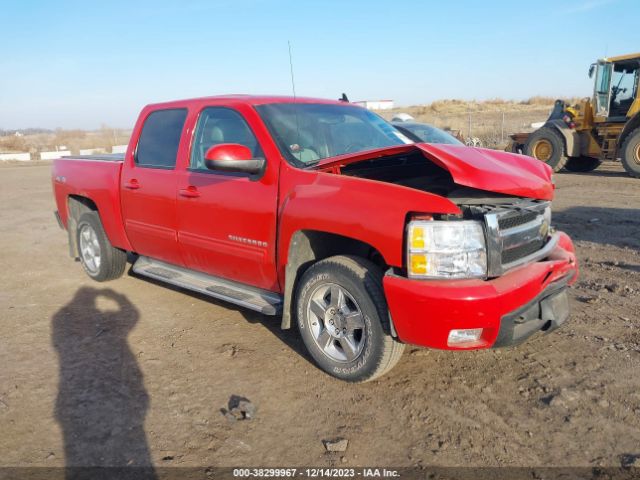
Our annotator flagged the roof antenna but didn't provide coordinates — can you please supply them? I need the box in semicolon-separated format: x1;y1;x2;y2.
288;41;301;161
339;93;349;102
288;40;297;99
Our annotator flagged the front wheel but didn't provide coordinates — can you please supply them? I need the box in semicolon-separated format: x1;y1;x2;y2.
524;127;567;172
621;128;640;178
76;211;127;282
295;255;404;382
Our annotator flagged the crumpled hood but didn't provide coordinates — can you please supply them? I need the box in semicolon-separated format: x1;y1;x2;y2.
314;143;554;201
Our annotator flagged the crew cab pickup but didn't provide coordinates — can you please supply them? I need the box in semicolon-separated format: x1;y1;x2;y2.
52;95;578;382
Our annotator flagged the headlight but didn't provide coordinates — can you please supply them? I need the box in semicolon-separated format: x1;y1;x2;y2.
407;219;487;279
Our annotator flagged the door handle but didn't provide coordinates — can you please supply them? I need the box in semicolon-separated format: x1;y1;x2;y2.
179;186;200;198
124;179;140;190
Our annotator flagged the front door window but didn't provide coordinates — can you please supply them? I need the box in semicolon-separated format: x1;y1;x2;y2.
594;62;612;117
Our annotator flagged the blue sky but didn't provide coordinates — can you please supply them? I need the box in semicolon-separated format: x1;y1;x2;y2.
1;0;638;129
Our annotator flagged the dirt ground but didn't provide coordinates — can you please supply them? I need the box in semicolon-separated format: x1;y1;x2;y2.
1;162;639;471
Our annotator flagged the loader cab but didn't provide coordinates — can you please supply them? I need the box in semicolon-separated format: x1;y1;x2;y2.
591;59;640;120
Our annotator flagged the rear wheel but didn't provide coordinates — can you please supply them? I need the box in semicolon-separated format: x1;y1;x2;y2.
524;127;567;172
295;255;404;383
621;128;640;178
76;211;127;282
563;156;602;172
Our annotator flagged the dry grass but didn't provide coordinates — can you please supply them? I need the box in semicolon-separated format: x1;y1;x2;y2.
0;135;28;152
0;126;131;156
380;96;585;148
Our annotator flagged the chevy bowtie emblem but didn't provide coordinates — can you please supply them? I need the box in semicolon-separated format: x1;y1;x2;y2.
539;220;549;238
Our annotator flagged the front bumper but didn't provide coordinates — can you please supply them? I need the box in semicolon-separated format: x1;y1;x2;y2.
383;231;578;350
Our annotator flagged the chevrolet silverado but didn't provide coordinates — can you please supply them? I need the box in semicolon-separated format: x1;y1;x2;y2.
52;95;578;382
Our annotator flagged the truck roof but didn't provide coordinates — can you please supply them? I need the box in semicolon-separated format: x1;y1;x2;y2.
145;94;348;110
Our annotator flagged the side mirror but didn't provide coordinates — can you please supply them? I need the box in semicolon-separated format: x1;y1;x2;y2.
204;143;265;175
588;64;596;78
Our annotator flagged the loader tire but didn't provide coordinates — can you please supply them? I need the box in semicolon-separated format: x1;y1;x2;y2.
524;127;567;172
621;128;640;178
564;156;602;173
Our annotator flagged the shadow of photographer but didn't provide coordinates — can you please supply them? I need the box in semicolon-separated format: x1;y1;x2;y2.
52;287;156;479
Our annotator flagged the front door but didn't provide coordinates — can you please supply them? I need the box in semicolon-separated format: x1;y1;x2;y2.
121;108;187;265
176;107;279;291
594;61;613;117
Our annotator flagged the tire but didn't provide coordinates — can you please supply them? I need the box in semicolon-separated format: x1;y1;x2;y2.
563;156;602;172
295;255;405;383
621;128;640;178
524;127;567;172
76;211;127;282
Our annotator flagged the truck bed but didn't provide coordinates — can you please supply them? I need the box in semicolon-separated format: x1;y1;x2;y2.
52;155;131;251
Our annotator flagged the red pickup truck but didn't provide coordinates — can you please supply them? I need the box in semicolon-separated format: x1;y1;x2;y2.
52;95;578;382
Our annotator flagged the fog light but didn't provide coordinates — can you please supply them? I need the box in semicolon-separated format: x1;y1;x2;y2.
447;328;483;346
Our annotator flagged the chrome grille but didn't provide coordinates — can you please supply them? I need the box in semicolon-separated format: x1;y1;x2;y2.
497;210;538;230
501;239;545;264
485;201;552;277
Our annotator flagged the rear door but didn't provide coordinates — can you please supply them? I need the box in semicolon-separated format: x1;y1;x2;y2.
121;108;188;265
176;106;279;290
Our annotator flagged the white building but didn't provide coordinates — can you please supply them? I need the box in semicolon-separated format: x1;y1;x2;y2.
0;152;30;161
40;150;71;160
111;144;128;154
353;99;394;110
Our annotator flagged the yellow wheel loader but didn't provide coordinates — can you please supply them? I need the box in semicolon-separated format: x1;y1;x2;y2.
509;53;640;177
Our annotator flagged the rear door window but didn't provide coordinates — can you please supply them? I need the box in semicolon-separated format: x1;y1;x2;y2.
136;109;187;168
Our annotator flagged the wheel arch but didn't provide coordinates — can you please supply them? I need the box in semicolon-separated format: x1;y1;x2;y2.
66;195;99;258
280;230;387;330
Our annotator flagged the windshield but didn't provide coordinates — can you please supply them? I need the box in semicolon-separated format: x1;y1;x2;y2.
256;103;412;165
394;123;463;145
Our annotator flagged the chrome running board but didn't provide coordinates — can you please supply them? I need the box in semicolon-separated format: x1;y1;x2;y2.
132;256;282;315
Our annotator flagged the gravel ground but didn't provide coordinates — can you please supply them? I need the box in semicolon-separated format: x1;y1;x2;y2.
1;162;639;471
